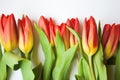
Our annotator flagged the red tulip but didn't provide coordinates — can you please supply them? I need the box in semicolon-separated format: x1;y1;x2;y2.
18;16;33;56
49;17;56;46
57;23;70;50
38;16;56;46
66;18;80;47
82;16;98;56
38;16;50;40
0;14;18;51
102;24;119;60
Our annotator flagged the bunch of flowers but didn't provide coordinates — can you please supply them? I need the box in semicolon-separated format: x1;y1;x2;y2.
0;13;120;80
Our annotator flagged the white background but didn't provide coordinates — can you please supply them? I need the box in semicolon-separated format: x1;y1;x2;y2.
0;0;120;80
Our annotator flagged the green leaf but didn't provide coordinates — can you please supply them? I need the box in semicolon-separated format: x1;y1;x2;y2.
0;45;7;80
33;63;42;80
98;21;102;42
63;43;78;80
34;23;55;80
20;60;34;80
55;31;65;56
53;31;78;80
3;52;23;70
93;44;107;80
75;75;84;80
77;57;92;80
115;42;120;80
0;57;6;80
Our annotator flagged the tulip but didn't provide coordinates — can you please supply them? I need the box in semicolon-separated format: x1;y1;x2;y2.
38;16;56;46
0;14;18;51
38;16;50;40
18;15;33;57
57;23;70;50
66;18;80;47
82;16;98;56
102;24;119;60
49;17;56;46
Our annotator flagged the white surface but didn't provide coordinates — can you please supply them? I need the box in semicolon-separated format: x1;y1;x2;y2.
0;0;120;80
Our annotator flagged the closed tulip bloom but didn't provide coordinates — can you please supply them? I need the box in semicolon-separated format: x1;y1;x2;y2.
57;23;70;50
102;24;119;60
49;18;56;46
18;16;33;56
82;16;98;56
38;16;50;40
66;18;80;47
0;14;18;51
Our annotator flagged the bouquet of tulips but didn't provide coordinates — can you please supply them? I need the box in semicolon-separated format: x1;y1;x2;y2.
0;13;120;80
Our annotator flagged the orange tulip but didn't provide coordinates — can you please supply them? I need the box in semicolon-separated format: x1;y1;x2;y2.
0;14;18;51
82;16;98;56
66;18;80;47
57;23;70;50
102;24;119;60
18;16;33;56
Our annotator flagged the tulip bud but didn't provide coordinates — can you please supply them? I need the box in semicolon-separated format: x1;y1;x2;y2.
82;16;98;56
66;18;80;47
102;24;119;60
57;23;70;50
0;14;18;51
38;16;50;40
49;18;56;46
18;16;33;57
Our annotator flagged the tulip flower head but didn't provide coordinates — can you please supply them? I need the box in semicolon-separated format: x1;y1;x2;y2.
0;14;18;51
38;16;50;40
66;18;80;47
38;16;56;46
18;16;33;56
57;23;70;50
82;16;98;56
49;18;56;46
102;24;119;60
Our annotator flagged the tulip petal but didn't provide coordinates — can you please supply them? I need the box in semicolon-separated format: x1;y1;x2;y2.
102;24;111;50
49;17;56;46
82;18;90;55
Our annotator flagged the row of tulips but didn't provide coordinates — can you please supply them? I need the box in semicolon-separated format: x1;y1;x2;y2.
0;13;120;80
0;14;33;57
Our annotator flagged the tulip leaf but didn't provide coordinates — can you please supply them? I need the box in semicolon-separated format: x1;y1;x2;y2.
77;57;92;80
2;52;35;80
98;21;102;42
93;44;107;80
115;42;120;80
3;52;23;70
0;46;6;80
53;31;78;80
20;60;34;80
0;58;6;80
33;63;42;80
34;23;55;80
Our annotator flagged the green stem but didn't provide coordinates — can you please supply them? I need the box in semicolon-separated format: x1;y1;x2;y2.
88;54;95;80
